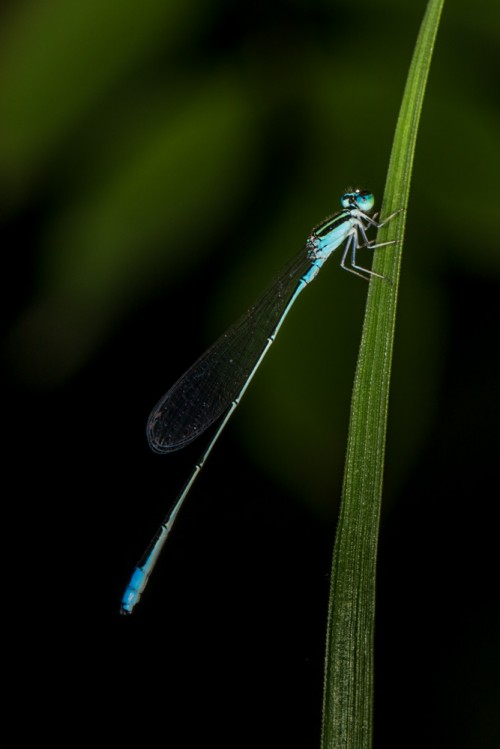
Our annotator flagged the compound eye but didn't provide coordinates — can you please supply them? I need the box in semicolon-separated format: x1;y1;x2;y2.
340;191;355;208
356;191;375;212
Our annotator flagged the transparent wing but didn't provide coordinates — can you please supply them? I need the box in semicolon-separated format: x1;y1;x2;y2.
147;248;312;453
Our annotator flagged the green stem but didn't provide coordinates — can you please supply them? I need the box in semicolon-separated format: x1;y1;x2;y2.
321;2;445;747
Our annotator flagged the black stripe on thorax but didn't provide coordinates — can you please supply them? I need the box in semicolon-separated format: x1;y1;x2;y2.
312;209;351;239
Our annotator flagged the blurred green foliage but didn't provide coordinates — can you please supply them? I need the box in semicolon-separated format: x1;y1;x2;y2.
1;0;499;514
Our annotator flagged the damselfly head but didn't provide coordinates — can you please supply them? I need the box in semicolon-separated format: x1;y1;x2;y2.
341;188;375;213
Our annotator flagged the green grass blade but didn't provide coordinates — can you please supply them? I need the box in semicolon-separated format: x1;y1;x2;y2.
321;2;446;747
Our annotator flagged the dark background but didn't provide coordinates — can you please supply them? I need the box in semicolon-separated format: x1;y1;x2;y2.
2;1;499;746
